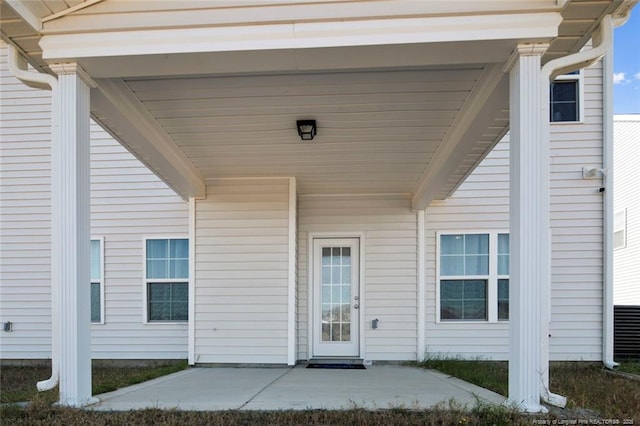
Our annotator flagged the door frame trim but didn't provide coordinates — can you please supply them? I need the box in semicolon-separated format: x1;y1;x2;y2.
307;232;366;360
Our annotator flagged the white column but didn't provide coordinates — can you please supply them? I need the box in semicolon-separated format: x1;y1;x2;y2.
188;197;196;365
50;63;96;407
505;43;549;413
416;210;426;361
287;177;297;366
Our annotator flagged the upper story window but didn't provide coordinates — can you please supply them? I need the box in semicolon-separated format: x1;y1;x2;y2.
550;71;583;123
438;232;509;322
145;238;189;322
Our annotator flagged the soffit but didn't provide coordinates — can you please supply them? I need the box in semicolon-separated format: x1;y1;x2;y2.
105;66;486;196
0;0;90;65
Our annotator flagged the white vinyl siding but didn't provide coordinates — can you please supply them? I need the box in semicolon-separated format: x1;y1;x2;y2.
613;116;640;305
548;61;603;361
193;178;291;364
0;44;190;360
90;128;189;359
0;47;54;359
297;195;417;361
425;61;604;361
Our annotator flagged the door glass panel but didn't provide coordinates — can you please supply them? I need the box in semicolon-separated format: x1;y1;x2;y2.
322;287;330;303
332;286;341;303
341;285;350;302
322;248;331;265
322;267;331;284
320;246;352;342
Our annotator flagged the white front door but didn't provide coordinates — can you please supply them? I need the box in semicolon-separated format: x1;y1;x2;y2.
312;238;360;357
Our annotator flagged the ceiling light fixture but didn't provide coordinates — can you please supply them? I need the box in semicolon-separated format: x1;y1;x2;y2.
296;120;317;141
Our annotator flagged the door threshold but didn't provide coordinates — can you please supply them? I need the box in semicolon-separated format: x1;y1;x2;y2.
307;358;364;365
306;358;366;369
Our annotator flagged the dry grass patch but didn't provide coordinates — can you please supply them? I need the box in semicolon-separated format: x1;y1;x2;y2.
1;404;534;426
420;358;640;423
0;362;187;404
549;363;640;423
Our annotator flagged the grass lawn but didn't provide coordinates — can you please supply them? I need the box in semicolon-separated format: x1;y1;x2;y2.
0;362;188;405
419;358;640;423
618;361;640;375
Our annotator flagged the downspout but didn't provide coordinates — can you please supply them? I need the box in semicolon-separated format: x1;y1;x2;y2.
539;14;613;409
601;7;635;370
602;49;618;371
7;45;60;392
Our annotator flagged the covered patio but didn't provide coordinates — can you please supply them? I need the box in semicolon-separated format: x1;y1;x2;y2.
1;0;634;413
91;365;505;411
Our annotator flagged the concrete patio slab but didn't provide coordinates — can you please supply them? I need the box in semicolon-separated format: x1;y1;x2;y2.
91;365;505;411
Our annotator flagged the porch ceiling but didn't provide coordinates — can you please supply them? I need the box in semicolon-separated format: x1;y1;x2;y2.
117;66;497;196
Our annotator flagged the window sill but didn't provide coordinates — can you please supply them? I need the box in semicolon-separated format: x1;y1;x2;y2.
550;120;585;125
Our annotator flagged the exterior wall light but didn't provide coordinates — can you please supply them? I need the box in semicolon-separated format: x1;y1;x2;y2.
296;120;317;141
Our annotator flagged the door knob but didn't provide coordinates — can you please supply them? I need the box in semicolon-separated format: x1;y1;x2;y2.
354;304;359;309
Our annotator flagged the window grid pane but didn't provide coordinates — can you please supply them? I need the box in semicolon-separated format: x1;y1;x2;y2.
90;240;102;323
91;282;101;323
146;239;188;279
498;279;510;320
440;279;487;320
498;233;510;275
91;240;101;281
550;80;579;122
440;234;489;276
148;282;188;322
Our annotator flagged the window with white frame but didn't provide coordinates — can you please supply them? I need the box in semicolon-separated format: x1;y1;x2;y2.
550;71;582;122
438;232;509;322
90;239;104;323
497;233;510;321
614;209;627;250
145;238;189;322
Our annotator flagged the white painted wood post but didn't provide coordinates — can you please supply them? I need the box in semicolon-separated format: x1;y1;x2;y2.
505;43;550;413
287;177;297;366
417;210;426;362
50;63;96;407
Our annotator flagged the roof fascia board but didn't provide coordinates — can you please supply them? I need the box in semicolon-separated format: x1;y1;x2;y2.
91;78;205;200
40;12;562;61
42;0;105;23
411;63;509;210
5;0;42;32
42;0;560;33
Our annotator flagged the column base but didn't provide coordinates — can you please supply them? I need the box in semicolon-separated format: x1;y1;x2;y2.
509;400;549;414
55;396;100;408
